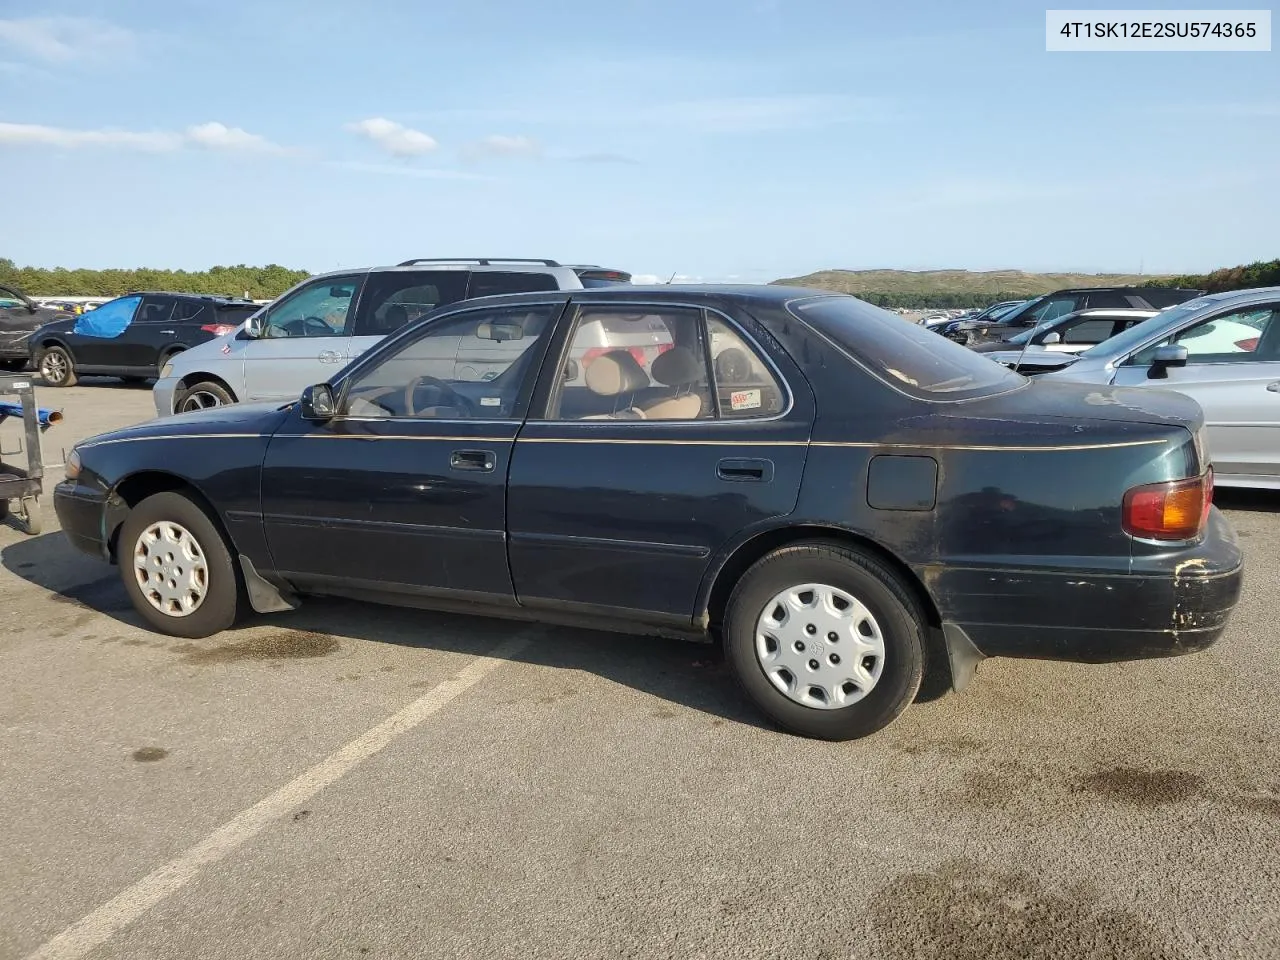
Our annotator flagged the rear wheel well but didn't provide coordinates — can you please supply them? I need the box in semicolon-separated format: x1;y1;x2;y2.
704;525;949;694
107;472;236;564
160;345;186;362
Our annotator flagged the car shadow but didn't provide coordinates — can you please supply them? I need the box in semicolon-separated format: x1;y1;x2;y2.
1;531;781;732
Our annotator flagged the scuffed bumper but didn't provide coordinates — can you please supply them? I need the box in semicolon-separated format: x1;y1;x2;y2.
931;507;1244;663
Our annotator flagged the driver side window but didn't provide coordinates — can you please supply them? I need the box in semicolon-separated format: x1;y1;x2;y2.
1129;306;1280;365
340;304;557;420
263;277;361;339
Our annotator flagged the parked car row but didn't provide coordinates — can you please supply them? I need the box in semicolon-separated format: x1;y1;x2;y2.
953;287;1280;490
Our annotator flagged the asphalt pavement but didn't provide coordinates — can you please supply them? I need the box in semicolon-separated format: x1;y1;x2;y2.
1;381;1277;960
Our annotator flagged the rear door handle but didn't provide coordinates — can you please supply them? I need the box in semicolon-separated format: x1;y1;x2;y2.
159;329;175;335
717;458;773;482
1267;381;1280;393
450;449;496;472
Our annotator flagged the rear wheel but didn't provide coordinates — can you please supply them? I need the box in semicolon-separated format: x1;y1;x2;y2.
117;491;241;638
723;542;925;740
38;346;76;387
176;380;235;413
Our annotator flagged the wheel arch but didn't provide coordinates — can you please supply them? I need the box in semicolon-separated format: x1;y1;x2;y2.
175;370;238;401
105;470;238;563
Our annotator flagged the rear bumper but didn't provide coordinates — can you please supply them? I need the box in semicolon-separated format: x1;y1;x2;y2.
932;507;1244;663
53;480;110;561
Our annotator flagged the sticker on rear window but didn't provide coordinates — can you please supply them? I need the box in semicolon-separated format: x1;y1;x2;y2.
480;397;501;407
730;388;761;411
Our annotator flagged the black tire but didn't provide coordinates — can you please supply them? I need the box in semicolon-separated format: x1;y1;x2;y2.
175;380;235;414
723;541;925;741
37;345;77;387
117;491;241;638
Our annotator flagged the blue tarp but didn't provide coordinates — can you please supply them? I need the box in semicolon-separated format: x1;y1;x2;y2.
72;295;140;339
0;401;60;429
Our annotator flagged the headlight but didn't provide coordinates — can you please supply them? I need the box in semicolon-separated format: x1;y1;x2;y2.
160;362;173;379
65;448;81;481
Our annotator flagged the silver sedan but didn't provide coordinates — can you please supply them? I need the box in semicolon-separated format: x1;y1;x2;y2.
1037;286;1280;489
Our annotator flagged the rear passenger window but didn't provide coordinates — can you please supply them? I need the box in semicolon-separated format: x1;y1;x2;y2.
351;271;468;337
171;301;210;323
707;317;786;417
467;271;559;299
549;306;712;421
1061;319;1116;344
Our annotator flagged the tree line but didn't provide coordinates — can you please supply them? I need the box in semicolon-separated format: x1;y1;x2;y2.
1144;258;1280;294
0;259;310;300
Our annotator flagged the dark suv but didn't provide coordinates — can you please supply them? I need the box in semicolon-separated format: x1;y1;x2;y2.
946;287;1204;345
31;292;261;387
0;283;73;372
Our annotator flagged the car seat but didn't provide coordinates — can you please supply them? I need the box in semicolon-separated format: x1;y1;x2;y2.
640;347;705;419
581;349;650;419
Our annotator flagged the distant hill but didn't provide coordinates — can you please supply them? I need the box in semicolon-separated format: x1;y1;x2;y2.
770;268;1176;309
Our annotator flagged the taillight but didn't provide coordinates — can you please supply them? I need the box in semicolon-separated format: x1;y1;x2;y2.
1122;469;1213;540
201;324;237;336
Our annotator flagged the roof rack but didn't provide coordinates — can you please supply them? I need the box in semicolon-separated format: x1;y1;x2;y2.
395;258;562;267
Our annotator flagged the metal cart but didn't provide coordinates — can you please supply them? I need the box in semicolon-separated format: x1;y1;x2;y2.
0;373;64;535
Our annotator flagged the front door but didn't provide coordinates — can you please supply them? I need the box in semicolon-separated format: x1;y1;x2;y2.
259;300;565;602
1113;301;1280;479
506;299;814;626
242;274;365;402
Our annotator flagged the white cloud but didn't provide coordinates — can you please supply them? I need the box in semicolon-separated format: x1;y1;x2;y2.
185;121;285;154
462;134;541;161
0;120;287;154
0;16;135;63
0;121;180;151
345;117;437;157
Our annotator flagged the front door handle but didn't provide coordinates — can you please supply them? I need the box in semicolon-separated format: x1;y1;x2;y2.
318;350;342;364
1267;381;1280;393
717;457;773;482
450;449;496;472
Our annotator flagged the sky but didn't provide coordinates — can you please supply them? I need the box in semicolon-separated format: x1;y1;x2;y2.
0;0;1276;282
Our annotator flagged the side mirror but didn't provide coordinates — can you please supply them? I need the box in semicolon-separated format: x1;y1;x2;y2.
1042;332;1061;345
562;358;579;381
1147;344;1188;379
300;383;336;420
240;315;264;340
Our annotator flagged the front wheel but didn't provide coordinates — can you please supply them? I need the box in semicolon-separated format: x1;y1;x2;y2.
723;542;925;740
176;380;235;413
38;346;77;387
117;491;242;638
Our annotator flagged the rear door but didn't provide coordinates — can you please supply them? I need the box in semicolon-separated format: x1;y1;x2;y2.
506;297;813;629
114;295;182;371
241;274;364;401
344;269;469;368
1112;302;1280;479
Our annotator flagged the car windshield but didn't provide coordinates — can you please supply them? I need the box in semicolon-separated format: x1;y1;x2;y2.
1079;298;1214;359
789;295;1026;400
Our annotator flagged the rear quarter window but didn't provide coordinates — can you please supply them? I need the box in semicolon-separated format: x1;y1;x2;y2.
787;295;1026;401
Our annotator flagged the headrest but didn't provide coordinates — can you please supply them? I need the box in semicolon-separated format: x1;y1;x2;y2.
585;350;650;396
382;304;408;330
651;347;703;387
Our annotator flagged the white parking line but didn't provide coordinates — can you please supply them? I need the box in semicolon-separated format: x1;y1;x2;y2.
24;635;533;960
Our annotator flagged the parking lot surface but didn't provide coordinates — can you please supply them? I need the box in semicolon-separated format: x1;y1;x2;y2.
2;381;1278;960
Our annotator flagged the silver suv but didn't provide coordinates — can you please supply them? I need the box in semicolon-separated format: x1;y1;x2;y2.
152;259;631;416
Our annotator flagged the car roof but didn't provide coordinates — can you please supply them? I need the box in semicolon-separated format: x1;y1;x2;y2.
122;291;258;304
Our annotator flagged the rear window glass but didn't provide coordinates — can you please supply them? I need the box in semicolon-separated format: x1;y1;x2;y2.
787;295;1026;400
467;271;559;298
216;305;258;323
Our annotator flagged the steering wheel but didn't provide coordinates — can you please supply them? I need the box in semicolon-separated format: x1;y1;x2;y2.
404;375;473;418
301;315;336;335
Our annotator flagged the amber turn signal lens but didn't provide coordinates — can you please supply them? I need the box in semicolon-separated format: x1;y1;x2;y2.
1122;469;1213;541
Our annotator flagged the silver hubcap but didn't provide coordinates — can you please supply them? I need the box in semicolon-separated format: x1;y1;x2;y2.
755;583;886;710
132;521;209;617
179;390;224;413
42;353;66;381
